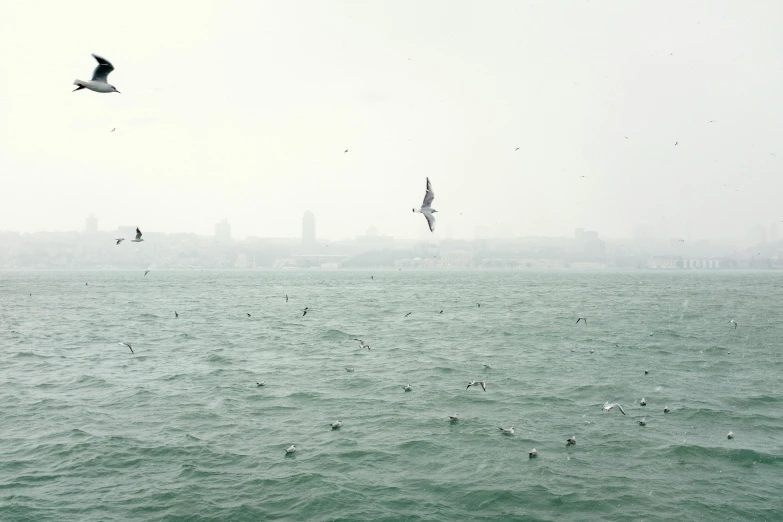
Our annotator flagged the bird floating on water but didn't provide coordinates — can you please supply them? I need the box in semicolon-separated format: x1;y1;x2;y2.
131;227;144;242
403;384;412;392
345;367;354;372
466;380;486;391
499;426;515;435
664;406;670;413
354;339;370;350
566;436;576;445
412;177;436;232
286;445;296;454
529;448;537;457
117;341;134;354
449;414;459;421
603;402;626;415
727;431;734;439
640;398;646;406
73;54;120;94
256;382;265;387
331;421;342;429
639;418;647;426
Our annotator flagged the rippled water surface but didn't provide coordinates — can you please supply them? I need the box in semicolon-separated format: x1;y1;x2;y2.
1;270;781;521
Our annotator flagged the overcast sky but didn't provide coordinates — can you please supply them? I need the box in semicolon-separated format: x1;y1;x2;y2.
1;0;781;242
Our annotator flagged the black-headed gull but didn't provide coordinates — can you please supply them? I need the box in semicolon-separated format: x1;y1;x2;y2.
566;436;576;445
131;227;144;242
639;418;647;426
256;382;265;387
603;402;626;415
640;398;646;406
528;448;537;457
403;384;412;392
499;426;515;435
354;339;370;350
73;54;120;94
412;177;437;232
117;341;134;354
663;406;670;413
285;445;296;454
115;238;124;245
448;413;459;421
729;319;738;329
466;380;486;391
727;431;734;439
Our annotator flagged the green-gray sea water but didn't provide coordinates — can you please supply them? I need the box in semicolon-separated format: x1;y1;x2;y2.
1;270;781;521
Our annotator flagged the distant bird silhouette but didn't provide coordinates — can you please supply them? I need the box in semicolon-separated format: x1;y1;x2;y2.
515;147;520;151
674;141;678;146
576;317;587;324
175;311;178;318
285;295;289;302
404;312;412;317
302;307;309;316
144;270;150;276
729;319;738;329
131;227;144;242
117;341;134;354
111;128;116;132
344;149;348;153
115;238;124;245
247;313;251;318
439;310;443;314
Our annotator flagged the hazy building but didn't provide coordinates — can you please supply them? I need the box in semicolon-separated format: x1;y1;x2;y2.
302;211;316;247
770;223;780;243
84;214;97;234
215;218;231;241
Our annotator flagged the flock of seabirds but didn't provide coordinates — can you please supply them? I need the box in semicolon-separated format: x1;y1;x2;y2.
76;52;741;457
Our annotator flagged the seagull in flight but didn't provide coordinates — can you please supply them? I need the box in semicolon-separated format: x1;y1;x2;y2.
73;54;121;94
174;311;178;318
144;270;150;276
576;317;587;324
466;380;486;391
412;177;437;232
285;295;289;302
603;402;626;415
354;339;370;350
404;312;412;317
729;319;738;329
117;341;134;354
131;227;144;242
345;367;354;372
115;238;124;245
302;307;309;316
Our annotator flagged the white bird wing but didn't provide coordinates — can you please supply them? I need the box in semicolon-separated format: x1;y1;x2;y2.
615;403;626;415
91;54;115;83
422;177;435;208
135;227;142;240
422;211;435;232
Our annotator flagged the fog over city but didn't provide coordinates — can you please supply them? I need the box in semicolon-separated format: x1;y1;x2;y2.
1;1;782;249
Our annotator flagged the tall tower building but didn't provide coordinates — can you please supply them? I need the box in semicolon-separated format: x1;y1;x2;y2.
302;211;316;247
84;214;98;234
215;219;231;241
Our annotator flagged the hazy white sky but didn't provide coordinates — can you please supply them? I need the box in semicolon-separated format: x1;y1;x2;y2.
1;0;781;241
